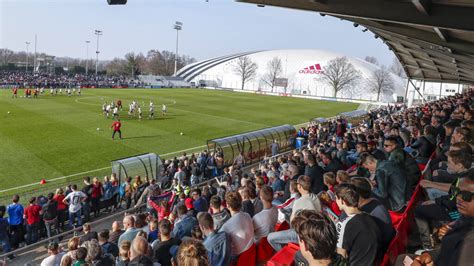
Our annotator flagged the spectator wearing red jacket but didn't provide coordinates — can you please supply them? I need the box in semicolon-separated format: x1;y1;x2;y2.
23;197;42;245
91;177;104;218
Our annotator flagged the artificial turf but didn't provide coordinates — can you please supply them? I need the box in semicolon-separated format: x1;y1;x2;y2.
0;88;357;196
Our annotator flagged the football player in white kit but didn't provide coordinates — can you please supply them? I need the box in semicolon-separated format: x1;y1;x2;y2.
162;104;167;116
113;106;119;118
138;106;143;119
149;102;155;119
105;104;111;119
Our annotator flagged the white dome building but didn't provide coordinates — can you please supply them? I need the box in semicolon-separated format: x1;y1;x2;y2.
177;49;406;103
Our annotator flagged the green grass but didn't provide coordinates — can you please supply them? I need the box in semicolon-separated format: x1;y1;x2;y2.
0;88;357;196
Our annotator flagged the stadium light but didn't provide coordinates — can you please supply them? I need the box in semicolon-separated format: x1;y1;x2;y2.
173;21;183;75
25;42;30;72
85;40;91;75
107;0;127;4
94;30;103;76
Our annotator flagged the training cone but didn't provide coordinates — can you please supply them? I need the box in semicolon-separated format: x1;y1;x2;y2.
40;179;47;185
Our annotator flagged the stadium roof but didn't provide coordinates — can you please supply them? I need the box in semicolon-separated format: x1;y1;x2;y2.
237;0;474;84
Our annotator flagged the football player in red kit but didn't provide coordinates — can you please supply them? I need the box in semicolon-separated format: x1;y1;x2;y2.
111;119;122;140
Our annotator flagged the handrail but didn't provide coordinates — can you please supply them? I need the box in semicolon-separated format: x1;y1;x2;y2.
0;202;147;259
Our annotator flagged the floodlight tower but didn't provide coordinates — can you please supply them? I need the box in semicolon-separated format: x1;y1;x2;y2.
173;21;183;75
85;40;91;75
25;42;30;72
94;30;103;75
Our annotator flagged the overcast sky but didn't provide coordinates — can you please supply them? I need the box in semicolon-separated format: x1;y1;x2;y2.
1;0;396;66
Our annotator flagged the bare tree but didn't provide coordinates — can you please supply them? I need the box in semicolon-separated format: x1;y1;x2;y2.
364;56;379;66
124;52;146;77
320;56;360;97
1;49;14;65
105;58;128;75
389;57;406;78
262;57;283;92
367;65;395;102
233;56;258;90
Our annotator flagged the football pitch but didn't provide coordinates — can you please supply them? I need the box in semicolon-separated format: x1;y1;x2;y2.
0;88;357;194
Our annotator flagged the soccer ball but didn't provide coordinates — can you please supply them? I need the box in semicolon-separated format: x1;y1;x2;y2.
7;111;10;114
97;128;100;131
180;132;184;136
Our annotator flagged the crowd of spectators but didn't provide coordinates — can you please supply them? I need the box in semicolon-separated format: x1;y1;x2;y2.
0;90;473;266
0;71;140;88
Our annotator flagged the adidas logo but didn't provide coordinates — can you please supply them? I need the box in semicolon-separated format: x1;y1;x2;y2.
298;64;324;74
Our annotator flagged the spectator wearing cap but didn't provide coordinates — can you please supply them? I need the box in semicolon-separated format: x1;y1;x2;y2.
184;197;198;217
361;153;407;212
6;194;24;249
24;196;42;245
198;212;231;266
40;241;65;266
304;152;325;194
172;204;198;239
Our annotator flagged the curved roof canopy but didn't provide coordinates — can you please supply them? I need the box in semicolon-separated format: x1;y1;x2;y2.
237;0;474;84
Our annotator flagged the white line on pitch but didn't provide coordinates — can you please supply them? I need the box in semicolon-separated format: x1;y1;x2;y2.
0;144;207;194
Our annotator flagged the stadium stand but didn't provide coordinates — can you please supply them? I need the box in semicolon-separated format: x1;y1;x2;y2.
138;75;191;88
0;89;472;266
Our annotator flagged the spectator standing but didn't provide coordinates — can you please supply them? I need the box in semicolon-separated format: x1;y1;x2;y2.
81;177;93;222
23;197;42;245
0;206;14;260
42;192;59;239
53;188;67;229
90;177;103;218
63;184;87;229
6;194;24;249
